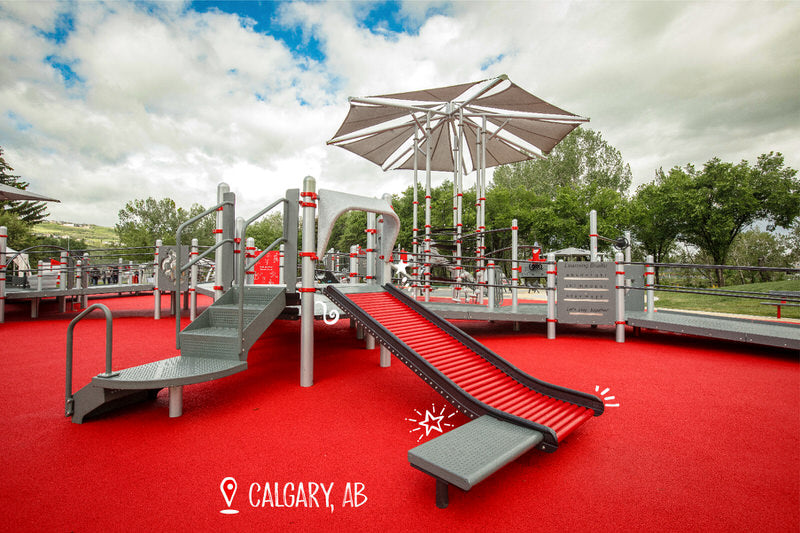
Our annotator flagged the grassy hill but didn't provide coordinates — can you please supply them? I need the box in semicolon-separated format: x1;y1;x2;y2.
33;221;119;247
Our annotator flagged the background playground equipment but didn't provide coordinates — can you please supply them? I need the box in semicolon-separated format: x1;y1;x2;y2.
0;230;162;321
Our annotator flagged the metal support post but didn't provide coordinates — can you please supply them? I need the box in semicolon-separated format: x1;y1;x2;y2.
300;176;316;387
615;252;625;343
589;209;598;262
169;386;183;418
0;225;6;323
349;244;358;283
214;183;230;301
366;212;376;284
511;219;519;313
279;244;285;285
424;111;432;302
245;237;256;284
154;239;161;319
190;239;198;321
546;253;556;339
646;254;655;317
487;261;496;309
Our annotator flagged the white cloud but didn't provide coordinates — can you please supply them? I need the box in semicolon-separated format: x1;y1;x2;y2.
0;0;798;228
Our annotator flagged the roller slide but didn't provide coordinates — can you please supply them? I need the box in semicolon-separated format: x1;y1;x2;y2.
323;285;603;451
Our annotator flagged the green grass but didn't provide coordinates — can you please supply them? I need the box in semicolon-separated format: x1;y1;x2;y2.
34;221;119;247
653;279;800;319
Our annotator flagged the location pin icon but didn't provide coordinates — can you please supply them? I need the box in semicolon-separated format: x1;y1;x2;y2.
220;477;238;513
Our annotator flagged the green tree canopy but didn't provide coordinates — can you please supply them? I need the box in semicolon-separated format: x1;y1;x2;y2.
0;146;49;226
663;152;799;285
115;197;215;252
491;128;633;198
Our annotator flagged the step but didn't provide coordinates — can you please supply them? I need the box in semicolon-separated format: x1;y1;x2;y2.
179;326;241;359
409;415;544;508
92;356;247;389
206;304;263;328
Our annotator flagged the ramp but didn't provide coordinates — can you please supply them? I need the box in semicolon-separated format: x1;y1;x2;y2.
69;285;286;423
324;285;603;451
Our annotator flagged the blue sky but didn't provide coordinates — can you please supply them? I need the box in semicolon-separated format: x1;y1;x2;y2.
1;0;798;225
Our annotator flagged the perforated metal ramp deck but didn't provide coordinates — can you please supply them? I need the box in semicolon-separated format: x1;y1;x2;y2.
324;285;603;451
626;310;800;350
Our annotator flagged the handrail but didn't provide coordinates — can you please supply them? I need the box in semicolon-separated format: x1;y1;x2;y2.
236;198;288;355
174;199;234;349
65;303;116;417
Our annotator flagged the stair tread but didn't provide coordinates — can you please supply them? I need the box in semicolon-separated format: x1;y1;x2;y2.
92;356;246;388
181;326;238;338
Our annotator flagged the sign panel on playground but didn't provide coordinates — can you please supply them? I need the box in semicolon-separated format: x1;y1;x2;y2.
557;262;616;325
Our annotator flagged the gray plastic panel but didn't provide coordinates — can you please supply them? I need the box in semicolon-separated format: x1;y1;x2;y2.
92;356;246;389
408;415;543;491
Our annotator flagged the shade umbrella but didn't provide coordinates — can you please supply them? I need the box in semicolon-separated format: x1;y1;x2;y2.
0;183;60;203
328;75;587;298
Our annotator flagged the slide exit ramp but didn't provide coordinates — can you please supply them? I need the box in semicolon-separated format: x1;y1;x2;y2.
323;285;603;451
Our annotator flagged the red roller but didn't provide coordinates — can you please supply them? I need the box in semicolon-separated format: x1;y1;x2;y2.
508;396;557;419
538;403;583;428
469;380;520;401
480;383;529;405
552;410;594;439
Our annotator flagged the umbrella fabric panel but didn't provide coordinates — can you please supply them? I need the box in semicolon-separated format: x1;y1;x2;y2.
375;80;478;103
473;82;579;118
331;104;411;139
339;125;417;167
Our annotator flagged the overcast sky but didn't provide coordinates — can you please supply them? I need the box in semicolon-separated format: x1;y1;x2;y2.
1;0;798;226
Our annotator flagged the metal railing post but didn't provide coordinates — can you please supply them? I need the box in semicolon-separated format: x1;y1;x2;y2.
300;176;317;387
546;254;557;339
646;254;655;317
616;252;625;343
65;303;116;416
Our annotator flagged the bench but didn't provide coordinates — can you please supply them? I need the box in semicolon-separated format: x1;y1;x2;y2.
761;291;800;318
408;415;544;508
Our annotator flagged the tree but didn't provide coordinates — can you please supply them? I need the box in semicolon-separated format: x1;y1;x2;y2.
492;128;633;198
665;152;799;286
727;229;792;284
248;212;284;250
115;198;215;256
0;146;49;226
628;171;683;283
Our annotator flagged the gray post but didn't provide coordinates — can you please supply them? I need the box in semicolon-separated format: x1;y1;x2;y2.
412;133;420;298
546;253;556;339
300;176;316;387
214;183;230;300
83;253;90;308
279;244;285;285
245;237;255;285
0;225;6;323
169;386;183;418
646;254;655;317
281;188;299;292
235;216;245;288
349;244;358;283
58;251;68;312
615;252;625;343
511;219;519;313
190;238;198;321
487;261;496;309
154;239;162;320
589;209;598;262
366;212;376;284
37;260;43;291
424;111;432;302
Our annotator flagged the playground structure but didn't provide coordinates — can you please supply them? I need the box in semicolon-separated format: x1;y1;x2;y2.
3;178;797;507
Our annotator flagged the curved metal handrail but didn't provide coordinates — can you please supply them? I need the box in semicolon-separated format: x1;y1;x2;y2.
65;303;117;416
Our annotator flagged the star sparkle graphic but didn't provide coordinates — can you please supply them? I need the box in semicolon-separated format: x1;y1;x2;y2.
405;403;456;442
